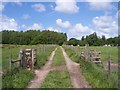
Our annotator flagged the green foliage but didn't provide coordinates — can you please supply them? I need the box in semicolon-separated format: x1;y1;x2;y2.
66;32;118;46
40;71;72;88
67;38;79;46
51;47;65;66
2;30;67;45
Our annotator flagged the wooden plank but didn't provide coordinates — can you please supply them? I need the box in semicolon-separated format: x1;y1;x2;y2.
11;59;21;63
25;49;32;51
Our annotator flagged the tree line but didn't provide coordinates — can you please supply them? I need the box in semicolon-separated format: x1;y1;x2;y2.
1;30;119;46
67;32;119;46
1;30;67;46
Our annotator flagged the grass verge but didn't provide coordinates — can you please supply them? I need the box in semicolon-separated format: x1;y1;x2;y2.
2;68;34;88
40;70;72;88
63;46;118;88
51;47;65;66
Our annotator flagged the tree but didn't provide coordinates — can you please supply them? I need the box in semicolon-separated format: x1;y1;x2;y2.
67;38;79;46
2;30;67;45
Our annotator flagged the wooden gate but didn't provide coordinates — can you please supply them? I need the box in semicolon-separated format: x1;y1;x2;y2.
9;48;37;70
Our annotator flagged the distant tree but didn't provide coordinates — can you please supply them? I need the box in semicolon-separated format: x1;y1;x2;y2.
81;36;84;41
67;38;79;46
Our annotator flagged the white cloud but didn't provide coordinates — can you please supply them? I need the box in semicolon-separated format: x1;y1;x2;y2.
55;0;79;14
56;18;93;39
22;14;30;19
56;19;71;29
47;27;61;32
88;2;113;11
27;23;42;30
13;0;22;6
68;23;93;39
92;15;118;37
0;15;19;31
32;3;46;12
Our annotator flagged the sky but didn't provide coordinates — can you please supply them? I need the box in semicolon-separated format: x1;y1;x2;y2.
0;0;119;40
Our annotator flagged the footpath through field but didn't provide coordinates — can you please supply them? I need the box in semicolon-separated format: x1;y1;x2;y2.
61;47;91;88
27;48;57;88
27;46;91;88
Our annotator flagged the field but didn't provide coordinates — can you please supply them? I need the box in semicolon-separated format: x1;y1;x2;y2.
2;44;57;88
1;44;118;88
64;45;118;63
63;45;118;88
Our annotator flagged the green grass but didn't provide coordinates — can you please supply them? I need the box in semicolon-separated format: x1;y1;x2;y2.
2;44;56;71
35;45;56;69
89;46;118;63
51;46;65;66
2;44;56;88
40;71;72;88
63;45;118;63
2;68;34;88
63;45;118;88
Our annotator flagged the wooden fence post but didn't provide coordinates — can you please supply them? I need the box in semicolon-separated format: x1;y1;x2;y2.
22;49;26;68
9;54;12;71
84;44;89;61
19;49;22;67
108;55;111;75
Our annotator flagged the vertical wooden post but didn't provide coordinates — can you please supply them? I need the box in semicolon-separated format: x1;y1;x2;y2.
19;49;23;67
22;49;26;68
31;49;34;69
85;44;89;61
9;54;12;71
108;55;111;75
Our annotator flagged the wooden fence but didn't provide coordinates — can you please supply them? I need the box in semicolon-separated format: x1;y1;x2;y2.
81;44;102;64
9;48;37;70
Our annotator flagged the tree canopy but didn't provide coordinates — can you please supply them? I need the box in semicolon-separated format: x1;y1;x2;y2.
66;32;119;46
1;30;118;46
2;30;67;45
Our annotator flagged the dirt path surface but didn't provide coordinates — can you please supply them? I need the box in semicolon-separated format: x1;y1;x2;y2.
27;48;57;89
61;47;91;88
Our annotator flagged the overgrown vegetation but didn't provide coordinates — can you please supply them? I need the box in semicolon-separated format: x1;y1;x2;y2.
51;47;65;66
63;45;118;88
40;71;72;88
2;68;34;88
